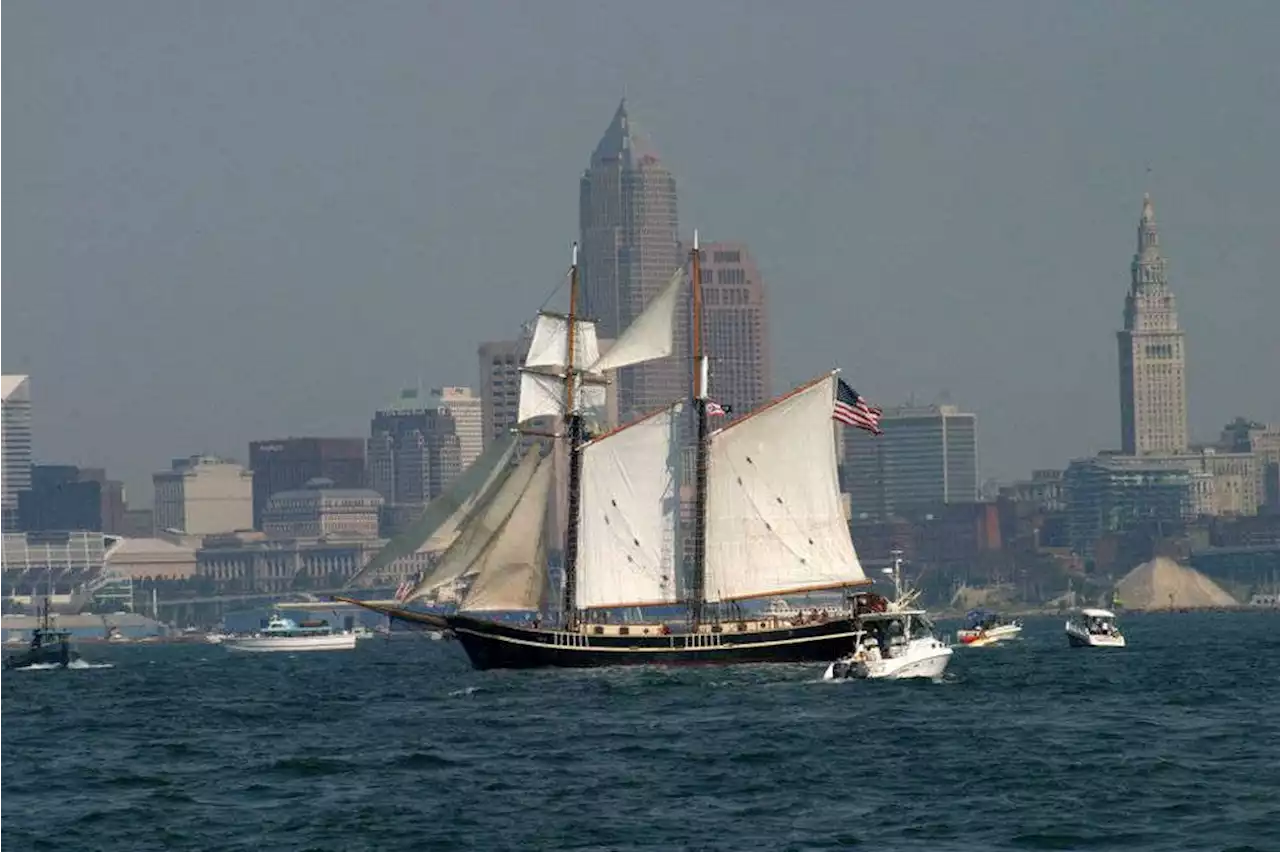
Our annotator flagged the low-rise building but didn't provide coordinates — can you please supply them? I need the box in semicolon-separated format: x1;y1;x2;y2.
261;478;383;539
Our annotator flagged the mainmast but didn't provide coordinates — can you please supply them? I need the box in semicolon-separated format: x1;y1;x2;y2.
561;243;585;630
688;230;709;626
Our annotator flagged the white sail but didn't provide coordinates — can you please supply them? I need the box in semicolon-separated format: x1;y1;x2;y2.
342;434;518;589
703;373;866;602
517;371;608;424
403;446;543;603
459;452;555;612
588;268;683;373
575;403;682;610
422;437;519;552
524;312;601;372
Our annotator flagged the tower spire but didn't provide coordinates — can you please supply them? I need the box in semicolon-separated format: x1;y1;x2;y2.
1137;192;1160;258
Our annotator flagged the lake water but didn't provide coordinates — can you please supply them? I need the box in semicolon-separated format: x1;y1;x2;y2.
3;611;1277;851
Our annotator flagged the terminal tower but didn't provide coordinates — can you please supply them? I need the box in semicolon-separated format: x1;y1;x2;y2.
1117;194;1189;455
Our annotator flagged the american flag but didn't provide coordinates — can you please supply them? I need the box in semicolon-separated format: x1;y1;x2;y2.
834;379;883;435
705;400;731;417
394;579;413;602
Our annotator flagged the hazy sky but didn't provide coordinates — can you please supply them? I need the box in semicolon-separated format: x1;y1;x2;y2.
5;1;1278;505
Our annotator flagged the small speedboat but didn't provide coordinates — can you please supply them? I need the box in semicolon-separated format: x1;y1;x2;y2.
823;551;952;681
222;614;357;653
956;609;1023;647
1065;608;1126;648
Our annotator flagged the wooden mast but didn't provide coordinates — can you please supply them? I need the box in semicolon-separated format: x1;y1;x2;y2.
561;243;585;630
688;231;709;626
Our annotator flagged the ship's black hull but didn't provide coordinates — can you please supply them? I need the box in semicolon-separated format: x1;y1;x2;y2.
446;614;861;671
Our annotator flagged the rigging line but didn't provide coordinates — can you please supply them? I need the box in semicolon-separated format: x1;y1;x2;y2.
537;264;575;313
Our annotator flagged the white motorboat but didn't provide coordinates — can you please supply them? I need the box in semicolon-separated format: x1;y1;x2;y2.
351;625;377;641
222;614;357;653
761;597;848;623
205;629;234;644
823;551;952;681
956;609;1023;647
1065;608;1126;648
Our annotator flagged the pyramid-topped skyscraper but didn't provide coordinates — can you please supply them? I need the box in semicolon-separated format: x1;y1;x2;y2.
579;99;685;418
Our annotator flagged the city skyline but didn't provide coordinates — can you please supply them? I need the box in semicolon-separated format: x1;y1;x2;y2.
4;3;1277;502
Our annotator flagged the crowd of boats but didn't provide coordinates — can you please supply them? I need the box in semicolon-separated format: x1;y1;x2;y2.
3;552;1128;678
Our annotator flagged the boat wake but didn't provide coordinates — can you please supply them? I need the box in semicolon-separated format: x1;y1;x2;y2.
819;672;953;685
11;659;114;671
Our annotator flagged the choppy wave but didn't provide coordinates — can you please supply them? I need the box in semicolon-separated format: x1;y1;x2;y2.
2;611;1278;851
10;659;115;671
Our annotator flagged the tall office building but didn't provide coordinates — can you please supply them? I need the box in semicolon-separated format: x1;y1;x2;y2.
1118;194;1188;455
694;241;771;417
479;335;531;449
18;465;125;533
153;454;254;535
580;99;684;418
248;438;366;529
2;375;33;528
842;405;979;521
367;393;461;511
431;387;483;472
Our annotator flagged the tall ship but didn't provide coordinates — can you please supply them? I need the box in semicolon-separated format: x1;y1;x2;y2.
338;236;878;669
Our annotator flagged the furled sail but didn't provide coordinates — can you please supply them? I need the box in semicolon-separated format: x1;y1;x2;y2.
575;403;682;610
524;312;601;372
342;434;518;589
401;445;543;603
588;267;683;373
702;373;866;602
459;451;556;612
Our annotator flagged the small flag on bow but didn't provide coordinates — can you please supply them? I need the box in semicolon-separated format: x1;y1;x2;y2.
394;579;413;602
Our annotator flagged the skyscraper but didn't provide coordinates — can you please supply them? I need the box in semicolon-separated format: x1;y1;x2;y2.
579;99;684;418
153;454;254;535
2;375;32;528
478;335;531;449
248;438;366;529
1118;194;1188;455
842;404;979;521
695;241;772;417
367;394;461;511
431;387;484;472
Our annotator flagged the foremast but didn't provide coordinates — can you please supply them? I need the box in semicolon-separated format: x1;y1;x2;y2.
560;243;586;630
688;231;710;627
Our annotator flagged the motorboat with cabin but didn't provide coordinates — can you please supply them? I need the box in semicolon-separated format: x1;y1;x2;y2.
3;599;81;670
823;552;952;681
221;613;357;653
1065;608;1126;648
956;609;1023;647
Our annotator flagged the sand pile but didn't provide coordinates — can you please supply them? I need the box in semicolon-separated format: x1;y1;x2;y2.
1114;557;1236;610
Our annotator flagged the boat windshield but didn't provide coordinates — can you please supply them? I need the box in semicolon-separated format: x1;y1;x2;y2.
909;613;937;639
